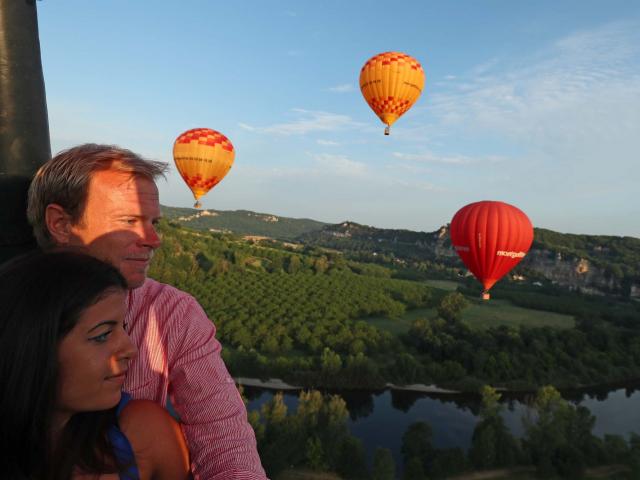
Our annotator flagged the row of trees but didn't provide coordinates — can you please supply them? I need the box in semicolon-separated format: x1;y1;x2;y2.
150;223;436;360
405;307;640;389
220;288;640;390
247;386;640;479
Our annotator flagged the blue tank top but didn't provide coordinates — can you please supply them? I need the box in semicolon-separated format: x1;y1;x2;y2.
107;392;141;480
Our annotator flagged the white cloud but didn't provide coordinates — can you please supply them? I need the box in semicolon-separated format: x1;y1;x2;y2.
392;151;506;165
312;153;367;177
239;109;364;135
411;21;640;236
224;153;366;181
329;83;355;93
391;179;443;192
316;139;340;146
429;21;640;153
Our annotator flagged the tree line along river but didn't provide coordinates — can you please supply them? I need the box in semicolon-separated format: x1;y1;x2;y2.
243;380;640;474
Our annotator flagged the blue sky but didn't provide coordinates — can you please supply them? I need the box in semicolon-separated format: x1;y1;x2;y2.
37;1;640;237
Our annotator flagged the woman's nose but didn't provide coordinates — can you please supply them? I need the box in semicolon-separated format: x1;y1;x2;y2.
117;327;138;361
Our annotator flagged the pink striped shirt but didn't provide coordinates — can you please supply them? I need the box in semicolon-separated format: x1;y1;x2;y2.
123;278;267;479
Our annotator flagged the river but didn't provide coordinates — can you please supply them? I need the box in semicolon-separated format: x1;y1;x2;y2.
243;380;640;473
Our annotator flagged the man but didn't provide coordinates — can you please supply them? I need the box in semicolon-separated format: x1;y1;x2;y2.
27;144;267;480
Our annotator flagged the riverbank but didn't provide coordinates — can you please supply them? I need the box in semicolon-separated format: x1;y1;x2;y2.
235;377;302;390
235;376;640;397
235;377;460;393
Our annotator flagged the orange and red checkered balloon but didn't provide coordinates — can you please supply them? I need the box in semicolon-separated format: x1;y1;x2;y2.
359;51;425;135
173;128;235;208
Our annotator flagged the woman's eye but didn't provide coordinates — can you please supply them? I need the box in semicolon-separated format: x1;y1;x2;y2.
90;331;111;343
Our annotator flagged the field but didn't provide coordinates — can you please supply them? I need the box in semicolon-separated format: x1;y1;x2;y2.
461;298;575;330
366;297;575;336
366;307;437;335
423;279;462;291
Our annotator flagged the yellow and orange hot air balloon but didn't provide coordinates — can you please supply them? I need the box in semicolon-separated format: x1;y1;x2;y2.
359;51;425;135
173;128;235;208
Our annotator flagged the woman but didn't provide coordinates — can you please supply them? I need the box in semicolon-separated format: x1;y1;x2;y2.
0;252;189;479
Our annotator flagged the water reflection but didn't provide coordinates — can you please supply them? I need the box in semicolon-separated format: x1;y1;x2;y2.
244;380;640;471
333;389;379;420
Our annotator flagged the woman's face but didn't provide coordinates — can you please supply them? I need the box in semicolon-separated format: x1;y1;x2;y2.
56;289;137;414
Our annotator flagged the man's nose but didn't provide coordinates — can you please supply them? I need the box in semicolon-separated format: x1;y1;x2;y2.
140;224;161;249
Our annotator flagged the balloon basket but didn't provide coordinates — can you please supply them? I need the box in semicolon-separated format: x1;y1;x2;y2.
384;126;390;136
481;292;491;301
194;200;202;209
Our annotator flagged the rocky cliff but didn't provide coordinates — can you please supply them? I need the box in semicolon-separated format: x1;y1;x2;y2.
300;223;640;298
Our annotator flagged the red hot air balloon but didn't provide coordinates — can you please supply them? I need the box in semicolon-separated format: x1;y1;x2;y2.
449;201;533;300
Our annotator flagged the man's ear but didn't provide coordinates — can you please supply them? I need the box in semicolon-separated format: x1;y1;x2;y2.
45;204;73;245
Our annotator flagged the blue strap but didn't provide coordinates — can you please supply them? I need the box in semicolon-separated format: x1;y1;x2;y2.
107;392;141;480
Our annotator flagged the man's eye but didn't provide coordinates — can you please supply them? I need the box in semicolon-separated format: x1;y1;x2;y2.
89;331;112;343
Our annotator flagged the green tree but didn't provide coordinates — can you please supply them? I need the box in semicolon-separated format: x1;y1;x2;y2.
628;433;640;477
401;421;434;475
372;448;395;480
437;291;469;322
261;392;287;425
431;448;467;478
335;436;369;479
321;347;342;378
523;385;598;478
403;456;427;480
314;256;329;274
470;386;520;469
324;394;349;428
305;436;327;470
297;390;324;428
602;434;629;464
286;255;301;274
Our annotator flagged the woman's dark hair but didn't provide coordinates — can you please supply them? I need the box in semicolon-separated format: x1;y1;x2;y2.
0;251;128;479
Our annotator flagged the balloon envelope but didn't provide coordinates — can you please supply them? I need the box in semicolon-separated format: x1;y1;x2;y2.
449;201;533;297
359;51;425;134
173;128;234;208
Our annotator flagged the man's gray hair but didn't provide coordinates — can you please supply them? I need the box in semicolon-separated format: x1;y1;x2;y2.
27;143;168;249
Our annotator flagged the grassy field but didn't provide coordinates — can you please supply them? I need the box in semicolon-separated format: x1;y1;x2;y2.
461;298;575;330
424;279;462;291
366;297;574;335
366;307;437;335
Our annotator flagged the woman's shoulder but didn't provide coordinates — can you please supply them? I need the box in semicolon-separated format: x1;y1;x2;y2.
119;399;190;480
119;398;175;431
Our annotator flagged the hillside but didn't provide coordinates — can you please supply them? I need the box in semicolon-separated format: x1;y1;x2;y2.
161;206;640;298
299;223;640;298
161;205;327;240
149;220;640;392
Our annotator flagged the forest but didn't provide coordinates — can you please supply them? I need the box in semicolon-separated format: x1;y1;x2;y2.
149;221;640;392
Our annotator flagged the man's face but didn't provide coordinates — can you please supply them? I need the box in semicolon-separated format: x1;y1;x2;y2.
66;169;162;288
